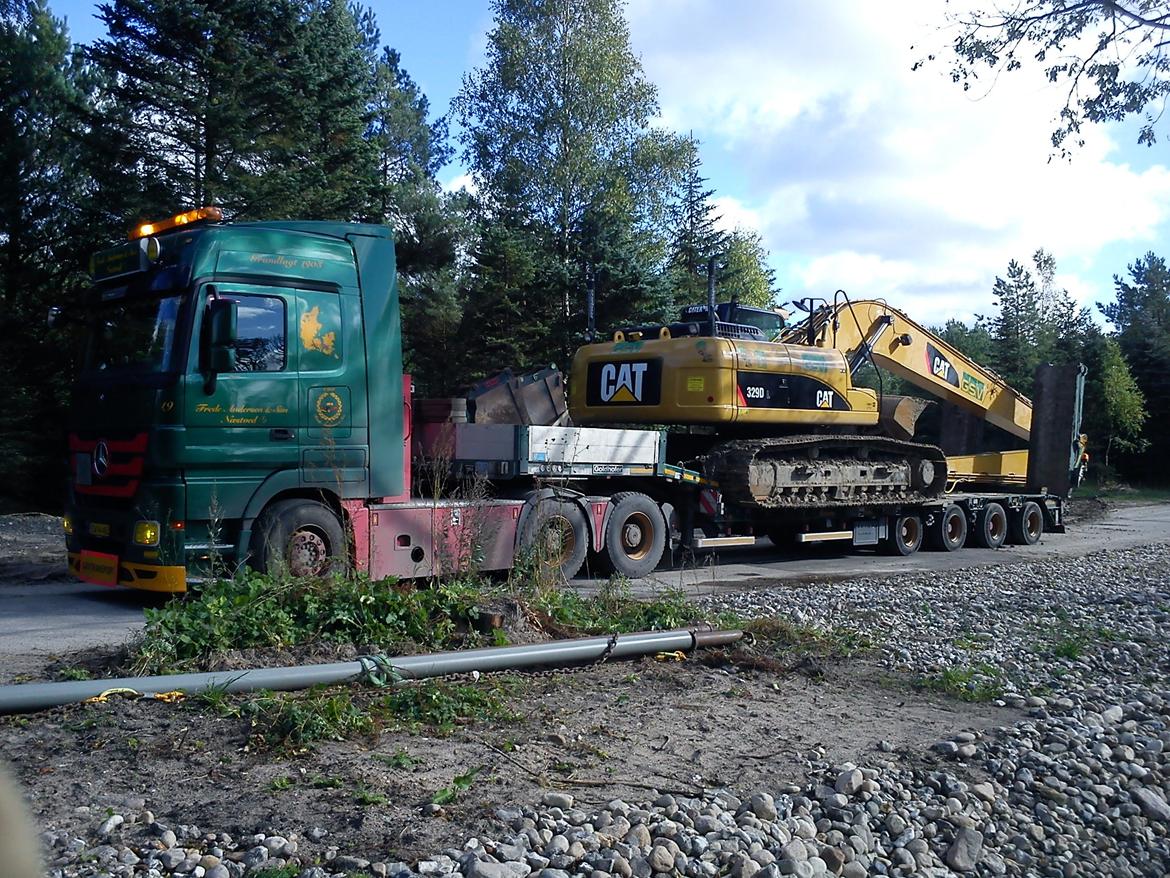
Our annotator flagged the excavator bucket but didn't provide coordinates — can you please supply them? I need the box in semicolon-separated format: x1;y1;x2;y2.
878;395;933;441
1026;363;1087;497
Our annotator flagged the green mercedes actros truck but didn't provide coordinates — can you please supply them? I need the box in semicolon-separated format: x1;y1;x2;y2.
61;208;1083;593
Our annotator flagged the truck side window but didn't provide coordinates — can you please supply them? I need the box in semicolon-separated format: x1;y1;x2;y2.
231;295;286;372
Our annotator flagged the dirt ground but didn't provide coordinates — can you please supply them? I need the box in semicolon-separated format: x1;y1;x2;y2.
0;499;1113;865
0;654;1015;865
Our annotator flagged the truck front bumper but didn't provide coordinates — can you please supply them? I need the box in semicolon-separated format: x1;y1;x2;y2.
67;552;187;593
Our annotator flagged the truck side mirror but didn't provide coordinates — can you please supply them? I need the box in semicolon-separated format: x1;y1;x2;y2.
207;298;237;373
47;306;62;328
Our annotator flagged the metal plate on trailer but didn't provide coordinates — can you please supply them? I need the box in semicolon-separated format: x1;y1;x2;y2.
527;426;660;466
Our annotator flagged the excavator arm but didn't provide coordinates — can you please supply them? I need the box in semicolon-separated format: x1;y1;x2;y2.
789;299;1032;441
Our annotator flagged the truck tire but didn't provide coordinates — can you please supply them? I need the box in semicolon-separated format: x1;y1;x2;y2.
518;498;588;581
881;513;923;556
252;499;348;578
971;502;1008;549
1009;500;1044;545
926;504;967;552
601;492;666;579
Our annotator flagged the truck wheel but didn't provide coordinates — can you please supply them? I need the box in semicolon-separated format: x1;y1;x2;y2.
881;513;923;556
926;504;967;552
1009;500;1044;545
971;502;1008;549
252;499;348;578
519;498;588;581
602;492;666;579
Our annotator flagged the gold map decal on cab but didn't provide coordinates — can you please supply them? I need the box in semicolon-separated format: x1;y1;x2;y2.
300;306;337;356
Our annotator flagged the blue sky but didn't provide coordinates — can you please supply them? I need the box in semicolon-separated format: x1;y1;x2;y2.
50;0;1170;326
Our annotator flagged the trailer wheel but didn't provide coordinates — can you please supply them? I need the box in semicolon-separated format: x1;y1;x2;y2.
971;502;1008;549
518;498;588;581
252;499;348;578
881;513;923;556
926;504;967;552
1009;500;1044;545
602;492;666;579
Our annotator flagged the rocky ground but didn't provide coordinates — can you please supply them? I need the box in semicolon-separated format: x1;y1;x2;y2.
2;516;1169;877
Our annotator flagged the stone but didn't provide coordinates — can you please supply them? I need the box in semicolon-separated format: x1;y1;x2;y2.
625;827;652;851
1133;788;1170;822
835;770;863;797
468;861;532;878
159;849;187;871
99;814;124;836
205;867;229;878
648;845;676;873
543;793;575;810
819;847;845;876
945;828;983;873
751;794;778;821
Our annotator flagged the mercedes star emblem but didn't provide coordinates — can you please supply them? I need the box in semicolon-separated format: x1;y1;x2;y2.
92;441;110;479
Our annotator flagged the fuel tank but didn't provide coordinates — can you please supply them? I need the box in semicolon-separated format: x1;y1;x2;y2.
568;335;879;428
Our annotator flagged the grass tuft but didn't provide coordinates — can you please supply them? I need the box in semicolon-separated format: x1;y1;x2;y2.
917;664;1005;702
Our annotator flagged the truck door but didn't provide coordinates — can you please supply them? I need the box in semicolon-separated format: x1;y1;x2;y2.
185;284;299;529
295;288;369;495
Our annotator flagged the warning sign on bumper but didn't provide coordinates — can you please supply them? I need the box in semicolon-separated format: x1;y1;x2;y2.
79;550;119;586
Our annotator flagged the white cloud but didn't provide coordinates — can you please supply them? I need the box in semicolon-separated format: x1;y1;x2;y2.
625;0;1170;324
442;172;478;195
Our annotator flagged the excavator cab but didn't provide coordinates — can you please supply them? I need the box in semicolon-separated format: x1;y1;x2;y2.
609;301;787;345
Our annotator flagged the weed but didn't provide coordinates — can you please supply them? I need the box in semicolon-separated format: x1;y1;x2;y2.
431;767;480;805
241;688;375;749
309;775;344;789
518;578;706;634
135;569;490;673
746;617;873;659
252;867;300;878
58;667;92;681
1052;636;1086;660
383;680;514;731
373;748;415;769
918;664;1004;702
355;786;388;806
269;776;293;791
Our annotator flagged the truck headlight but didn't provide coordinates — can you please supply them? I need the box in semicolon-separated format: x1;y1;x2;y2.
63;516;73;535
133;520;160;546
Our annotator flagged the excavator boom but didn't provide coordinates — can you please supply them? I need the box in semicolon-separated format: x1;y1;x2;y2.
786;299;1032;440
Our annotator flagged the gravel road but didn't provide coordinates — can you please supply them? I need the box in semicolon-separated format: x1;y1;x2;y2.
6;507;1170;878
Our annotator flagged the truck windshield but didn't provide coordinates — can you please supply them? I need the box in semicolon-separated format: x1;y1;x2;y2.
85;294;184;375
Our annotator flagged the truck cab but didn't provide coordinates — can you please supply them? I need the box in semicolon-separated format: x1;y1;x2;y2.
64;210;405;591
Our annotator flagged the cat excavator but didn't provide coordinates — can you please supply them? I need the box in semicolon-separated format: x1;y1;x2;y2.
569;291;1085;550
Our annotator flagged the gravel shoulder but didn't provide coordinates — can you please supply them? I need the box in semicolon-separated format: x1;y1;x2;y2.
1;505;1169;876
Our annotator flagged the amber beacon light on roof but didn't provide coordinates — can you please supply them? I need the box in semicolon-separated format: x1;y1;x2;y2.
129;206;223;241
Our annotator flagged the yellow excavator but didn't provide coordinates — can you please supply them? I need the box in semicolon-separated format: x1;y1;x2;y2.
569;291;1084;548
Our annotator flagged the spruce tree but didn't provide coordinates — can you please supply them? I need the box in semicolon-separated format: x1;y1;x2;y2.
986;259;1042;390
668;137;725;307
0;0;94;502
89;0;379;219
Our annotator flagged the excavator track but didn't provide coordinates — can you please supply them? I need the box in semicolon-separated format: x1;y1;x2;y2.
706;435;949;511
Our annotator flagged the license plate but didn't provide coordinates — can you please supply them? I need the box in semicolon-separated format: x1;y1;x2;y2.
88;522;110;537
79;550;119;586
